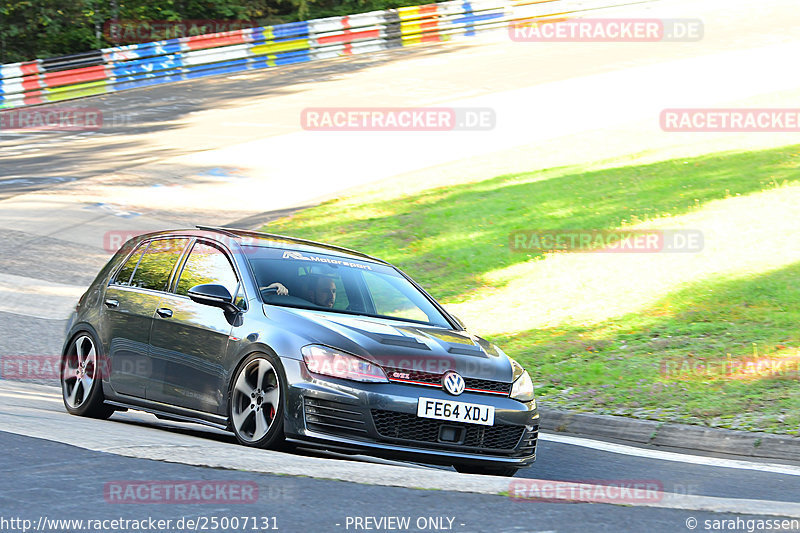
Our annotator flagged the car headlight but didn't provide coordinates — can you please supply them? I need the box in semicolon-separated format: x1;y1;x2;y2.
301;345;388;383
510;359;536;402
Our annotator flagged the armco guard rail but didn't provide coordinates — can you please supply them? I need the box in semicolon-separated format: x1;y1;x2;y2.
0;0;650;109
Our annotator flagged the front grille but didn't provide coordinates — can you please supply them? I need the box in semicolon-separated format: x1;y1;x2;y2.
371;409;526;453
304;398;367;437
465;378;512;395
471;424;527;449
384;367;441;386
383;367;511;396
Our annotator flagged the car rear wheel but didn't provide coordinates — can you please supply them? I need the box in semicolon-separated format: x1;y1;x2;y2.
454;464;520;477
229;353;286;449
61;332;114;419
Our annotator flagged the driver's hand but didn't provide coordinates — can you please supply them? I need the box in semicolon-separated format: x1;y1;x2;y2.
266;282;288;295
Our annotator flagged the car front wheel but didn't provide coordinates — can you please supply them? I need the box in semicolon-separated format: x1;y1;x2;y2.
229;353;286;449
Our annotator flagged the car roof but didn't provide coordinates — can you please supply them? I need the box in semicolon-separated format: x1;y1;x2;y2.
136;226;389;266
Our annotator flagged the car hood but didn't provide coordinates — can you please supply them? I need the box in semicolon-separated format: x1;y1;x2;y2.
264;305;513;382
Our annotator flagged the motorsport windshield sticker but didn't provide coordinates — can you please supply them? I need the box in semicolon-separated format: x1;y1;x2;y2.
281;250;373;270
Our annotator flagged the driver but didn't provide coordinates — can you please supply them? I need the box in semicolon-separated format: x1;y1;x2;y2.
312;276;336;309
264;275;336;309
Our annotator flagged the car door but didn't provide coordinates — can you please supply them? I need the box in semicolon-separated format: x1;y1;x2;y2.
103;237;190;398
147;239;244;414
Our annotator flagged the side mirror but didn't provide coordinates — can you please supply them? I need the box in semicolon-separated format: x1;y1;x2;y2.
188;284;238;313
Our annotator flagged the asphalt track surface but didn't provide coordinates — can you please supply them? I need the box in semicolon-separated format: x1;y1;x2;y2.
3;429;798;533
2;0;800;531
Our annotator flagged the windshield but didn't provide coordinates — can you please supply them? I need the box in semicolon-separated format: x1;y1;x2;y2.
242;246;452;328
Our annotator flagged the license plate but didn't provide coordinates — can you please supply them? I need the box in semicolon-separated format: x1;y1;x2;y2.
416;397;495;426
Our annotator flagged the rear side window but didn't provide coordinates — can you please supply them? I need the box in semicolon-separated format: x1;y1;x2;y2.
176;241;239;298
113;243;146;286
129;238;189;292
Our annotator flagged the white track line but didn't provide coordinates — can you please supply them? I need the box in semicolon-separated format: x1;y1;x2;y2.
540;432;800;477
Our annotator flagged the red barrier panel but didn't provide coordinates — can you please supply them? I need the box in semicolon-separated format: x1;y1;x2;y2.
43;65;107;88
21;61;41;76
21;75;43;92
321;16;384;54
343;16;353;55
24;90;46;106
184;30;248;51
420;4;442;42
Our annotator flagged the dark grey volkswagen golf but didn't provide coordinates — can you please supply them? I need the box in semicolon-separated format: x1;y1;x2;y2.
61;227;538;476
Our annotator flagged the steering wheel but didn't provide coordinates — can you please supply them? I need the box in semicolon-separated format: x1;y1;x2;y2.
259;286;279;298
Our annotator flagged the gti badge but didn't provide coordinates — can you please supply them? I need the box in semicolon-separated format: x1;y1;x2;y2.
442;371;465;396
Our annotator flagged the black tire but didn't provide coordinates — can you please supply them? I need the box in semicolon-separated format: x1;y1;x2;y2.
228;352;287;450
454;464;520;477
60;331;114;419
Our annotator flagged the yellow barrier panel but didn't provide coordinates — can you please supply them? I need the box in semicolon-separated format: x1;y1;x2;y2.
250;39;310;56
45;79;108;102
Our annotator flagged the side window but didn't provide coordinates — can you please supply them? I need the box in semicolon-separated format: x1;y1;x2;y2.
129;238;189;292
175;241;239;300
113;243;147;286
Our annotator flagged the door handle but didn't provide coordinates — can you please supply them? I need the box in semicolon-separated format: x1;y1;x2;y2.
104;299;119;308
156;307;173;318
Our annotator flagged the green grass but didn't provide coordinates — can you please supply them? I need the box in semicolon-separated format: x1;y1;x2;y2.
264;144;800;435
493;264;800;433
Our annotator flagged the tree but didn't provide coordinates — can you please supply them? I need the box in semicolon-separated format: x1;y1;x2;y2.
0;0;425;63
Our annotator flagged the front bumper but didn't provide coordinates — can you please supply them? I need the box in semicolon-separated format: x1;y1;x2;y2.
281;358;538;469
